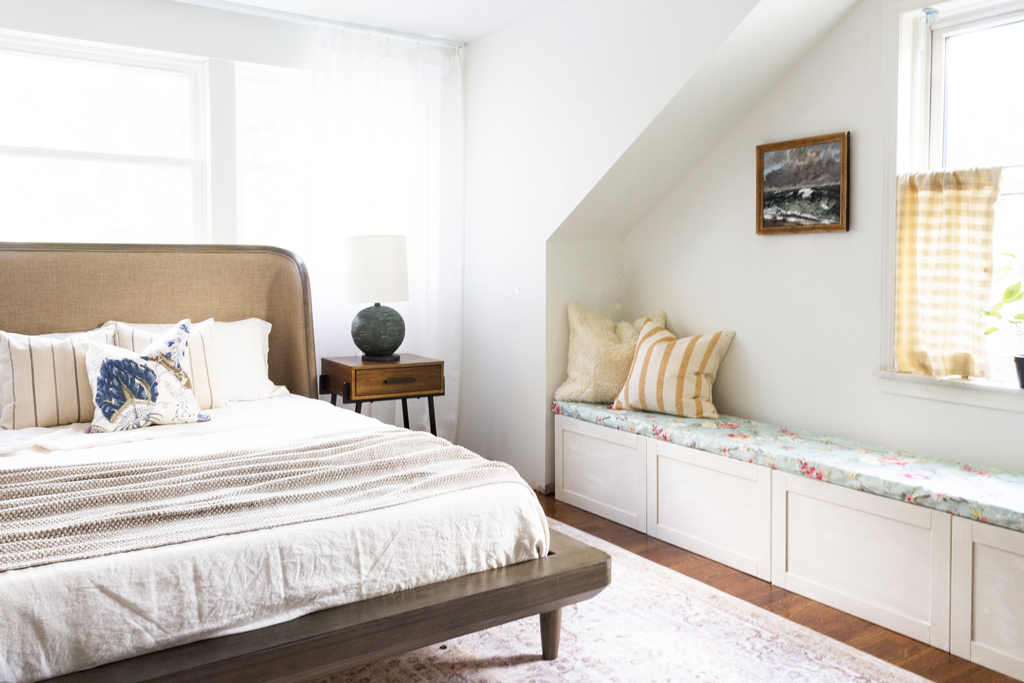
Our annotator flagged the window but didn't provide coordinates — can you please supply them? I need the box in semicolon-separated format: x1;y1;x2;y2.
235;63;312;257
0;34;206;243
894;3;1024;387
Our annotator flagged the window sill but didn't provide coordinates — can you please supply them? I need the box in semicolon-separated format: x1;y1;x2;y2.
876;371;1024;413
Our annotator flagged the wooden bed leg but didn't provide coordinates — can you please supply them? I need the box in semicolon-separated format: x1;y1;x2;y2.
540;608;561;660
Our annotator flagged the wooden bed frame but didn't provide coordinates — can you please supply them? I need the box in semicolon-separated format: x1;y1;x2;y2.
0;242;611;683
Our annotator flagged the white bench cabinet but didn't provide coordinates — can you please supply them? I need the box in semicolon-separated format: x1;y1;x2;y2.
771;471;951;650
646;439;772;581
951;516;1024;681
554;415;647;532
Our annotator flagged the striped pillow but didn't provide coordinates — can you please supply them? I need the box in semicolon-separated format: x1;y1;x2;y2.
110;319;227;410
613;320;734;418
0;326;116;429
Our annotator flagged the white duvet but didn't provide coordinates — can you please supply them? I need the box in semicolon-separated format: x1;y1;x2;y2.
0;396;549;683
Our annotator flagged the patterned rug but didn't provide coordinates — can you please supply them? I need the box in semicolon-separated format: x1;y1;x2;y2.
312;520;926;682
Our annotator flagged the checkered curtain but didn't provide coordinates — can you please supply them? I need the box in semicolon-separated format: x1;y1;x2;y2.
895;168;1002;378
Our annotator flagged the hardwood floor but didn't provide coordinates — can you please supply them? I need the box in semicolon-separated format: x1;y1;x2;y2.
539;495;1014;683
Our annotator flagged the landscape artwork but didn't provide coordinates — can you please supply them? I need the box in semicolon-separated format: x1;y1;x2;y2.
756;132;848;234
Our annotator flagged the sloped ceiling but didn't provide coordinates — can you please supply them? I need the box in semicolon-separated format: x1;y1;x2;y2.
550;0;862;241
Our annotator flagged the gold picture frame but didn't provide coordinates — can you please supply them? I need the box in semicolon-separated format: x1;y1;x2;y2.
756;132;849;235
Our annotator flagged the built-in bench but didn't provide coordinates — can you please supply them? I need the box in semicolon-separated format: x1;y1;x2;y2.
553;400;1024;681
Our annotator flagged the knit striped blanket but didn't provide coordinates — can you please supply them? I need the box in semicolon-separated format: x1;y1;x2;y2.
0;426;528;572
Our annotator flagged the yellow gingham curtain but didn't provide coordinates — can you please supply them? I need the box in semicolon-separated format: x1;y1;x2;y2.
895;168;1002;379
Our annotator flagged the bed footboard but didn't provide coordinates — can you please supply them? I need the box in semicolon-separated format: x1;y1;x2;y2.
48;530;609;683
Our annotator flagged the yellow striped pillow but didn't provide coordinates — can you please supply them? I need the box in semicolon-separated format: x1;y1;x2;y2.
613;320;734;418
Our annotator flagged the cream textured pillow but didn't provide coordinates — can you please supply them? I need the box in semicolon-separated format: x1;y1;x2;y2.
554;304;667;404
110;319;227;410
613;319;734;418
0;326;115;429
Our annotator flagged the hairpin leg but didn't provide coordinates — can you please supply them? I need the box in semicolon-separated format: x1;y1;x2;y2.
355;402;363;414
428;396;436;436
401;398;410;429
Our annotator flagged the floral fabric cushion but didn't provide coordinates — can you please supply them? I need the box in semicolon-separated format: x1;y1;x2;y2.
86;321;210;433
554;400;1024;534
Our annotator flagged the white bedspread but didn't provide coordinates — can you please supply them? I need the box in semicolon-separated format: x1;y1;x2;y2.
0;397;549;683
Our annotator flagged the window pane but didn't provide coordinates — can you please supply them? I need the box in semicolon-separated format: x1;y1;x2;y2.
944;20;1024;168
987;169;1024;384
0;50;192;158
0;155;194;243
236;72;311;257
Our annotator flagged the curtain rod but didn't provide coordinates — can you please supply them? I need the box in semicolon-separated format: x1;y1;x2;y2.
164;0;466;49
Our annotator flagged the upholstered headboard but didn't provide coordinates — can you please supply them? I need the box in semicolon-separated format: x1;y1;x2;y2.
0;243;318;398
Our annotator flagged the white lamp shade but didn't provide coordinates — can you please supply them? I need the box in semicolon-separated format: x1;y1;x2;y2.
343;235;410;304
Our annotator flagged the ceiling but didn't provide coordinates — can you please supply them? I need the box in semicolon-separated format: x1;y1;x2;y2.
209;0;563;43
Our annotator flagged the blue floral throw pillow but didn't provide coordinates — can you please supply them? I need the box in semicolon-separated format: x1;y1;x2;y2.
84;320;211;432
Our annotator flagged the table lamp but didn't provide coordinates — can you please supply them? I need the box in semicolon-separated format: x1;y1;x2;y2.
343;235;409;362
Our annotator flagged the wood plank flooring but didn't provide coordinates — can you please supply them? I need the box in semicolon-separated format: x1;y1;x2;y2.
539;495;1013;683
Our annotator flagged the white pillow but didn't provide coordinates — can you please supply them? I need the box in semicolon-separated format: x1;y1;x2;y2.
213;319;288;401
85;321;209;432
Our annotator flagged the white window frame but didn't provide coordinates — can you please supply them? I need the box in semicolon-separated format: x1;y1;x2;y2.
879;0;1024;413
0;29;210;242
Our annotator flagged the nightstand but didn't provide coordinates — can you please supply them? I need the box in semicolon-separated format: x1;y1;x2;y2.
320;355;445;435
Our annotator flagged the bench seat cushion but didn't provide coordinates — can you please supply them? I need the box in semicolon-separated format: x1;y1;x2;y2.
553;401;1024;534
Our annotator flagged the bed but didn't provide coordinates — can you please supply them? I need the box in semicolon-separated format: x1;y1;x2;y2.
0;242;611;683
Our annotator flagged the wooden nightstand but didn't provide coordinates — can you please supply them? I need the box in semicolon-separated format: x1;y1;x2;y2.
320;355;445;435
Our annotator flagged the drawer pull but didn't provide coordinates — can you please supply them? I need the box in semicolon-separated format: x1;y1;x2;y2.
384;377;416;384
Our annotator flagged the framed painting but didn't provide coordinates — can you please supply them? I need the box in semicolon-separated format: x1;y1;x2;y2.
756;132;849;235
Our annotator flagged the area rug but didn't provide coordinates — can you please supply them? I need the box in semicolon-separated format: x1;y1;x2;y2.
311;519;926;682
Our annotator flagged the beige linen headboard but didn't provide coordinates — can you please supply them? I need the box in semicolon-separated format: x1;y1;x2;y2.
0;243;318;398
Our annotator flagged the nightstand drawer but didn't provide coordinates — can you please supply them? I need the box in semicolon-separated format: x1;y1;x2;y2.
353;365;443;399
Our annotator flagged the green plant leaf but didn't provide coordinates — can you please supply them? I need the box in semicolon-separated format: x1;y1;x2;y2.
1016;314;1024;320
985;327;1000;335
1004;252;1017;259
1002;282;1023;304
996;265;1013;275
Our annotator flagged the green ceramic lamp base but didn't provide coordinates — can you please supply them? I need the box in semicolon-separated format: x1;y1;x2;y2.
351;303;405;362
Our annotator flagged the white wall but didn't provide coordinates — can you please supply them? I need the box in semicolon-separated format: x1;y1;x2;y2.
460;0;760;488
623;0;1024;472
0;0;316;69
545;238;627;488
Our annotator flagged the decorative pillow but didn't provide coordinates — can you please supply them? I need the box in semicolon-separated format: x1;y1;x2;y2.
110;319;227;410
85;321;209;432
554;304;667;404
0;326;116;430
613;320;734;419
212;318;288;401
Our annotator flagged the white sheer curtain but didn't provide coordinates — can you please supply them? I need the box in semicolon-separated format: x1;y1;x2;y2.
304;29;465;438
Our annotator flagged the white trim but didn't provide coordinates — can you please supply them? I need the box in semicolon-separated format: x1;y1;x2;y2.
206;59;237;244
876;370;1024;412
0;145;199;167
164;0;466;49
0;27;207;72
